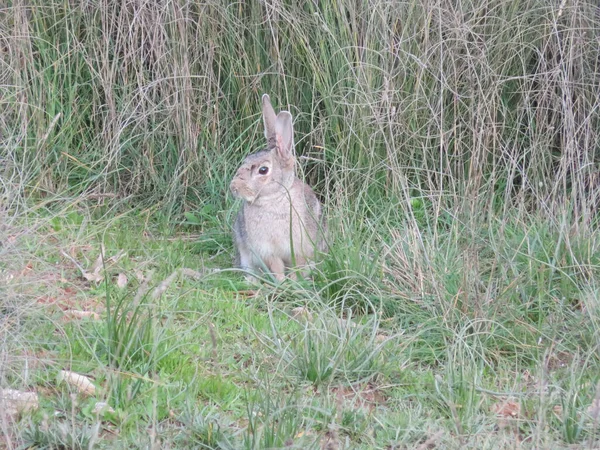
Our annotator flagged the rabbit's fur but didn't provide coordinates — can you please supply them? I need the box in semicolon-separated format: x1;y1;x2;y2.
230;94;326;281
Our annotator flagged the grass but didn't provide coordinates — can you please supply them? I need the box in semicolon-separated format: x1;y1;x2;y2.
2;207;599;448
2;0;600;448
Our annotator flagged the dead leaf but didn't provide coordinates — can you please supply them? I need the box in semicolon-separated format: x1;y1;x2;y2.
492;400;521;429
236;290;260;298
553;404;563;418
492;400;521;418
63;310;100;321
107;249;126;264
416;430;444;450
90;249;104;273
588;397;600;419
0;389;39;416
375;333;388;343
83;260;103;283
320;428;339;450
92;402;115;415
116;273;128;289
57;370;96;396
291;306;313;321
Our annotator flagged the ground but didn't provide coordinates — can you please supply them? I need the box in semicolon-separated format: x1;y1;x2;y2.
1;207;599;449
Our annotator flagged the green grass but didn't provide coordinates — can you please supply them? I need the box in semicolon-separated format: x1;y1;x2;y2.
2;0;600;448
2;210;599;448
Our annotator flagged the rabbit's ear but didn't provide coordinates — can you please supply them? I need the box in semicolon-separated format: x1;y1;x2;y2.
262;94;277;143
274;111;294;160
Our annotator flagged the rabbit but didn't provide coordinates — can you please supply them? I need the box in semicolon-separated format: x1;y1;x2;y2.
230;94;326;281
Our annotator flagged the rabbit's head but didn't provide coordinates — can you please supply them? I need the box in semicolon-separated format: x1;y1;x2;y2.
230;95;296;203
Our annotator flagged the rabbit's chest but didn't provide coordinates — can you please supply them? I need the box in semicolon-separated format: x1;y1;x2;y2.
243;205;304;255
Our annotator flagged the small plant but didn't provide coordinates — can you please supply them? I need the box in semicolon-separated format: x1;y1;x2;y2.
551;370;599;445
21;417;97;450
432;337;486;436
177;405;235;450
197;375;238;404
558;390;587;444
314;228;385;314
243;380;318;450
262;304;391;386
102;293;158;373
340;408;371;442
84;273;180;407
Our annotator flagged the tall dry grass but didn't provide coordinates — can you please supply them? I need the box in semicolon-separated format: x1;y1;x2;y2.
2;0;598;221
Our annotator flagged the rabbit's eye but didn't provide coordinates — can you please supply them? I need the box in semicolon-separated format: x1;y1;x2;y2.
258;166;269;175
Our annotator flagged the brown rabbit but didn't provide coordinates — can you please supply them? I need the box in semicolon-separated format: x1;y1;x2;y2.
230;94;326;281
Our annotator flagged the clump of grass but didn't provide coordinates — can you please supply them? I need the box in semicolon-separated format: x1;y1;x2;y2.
243;379;319;450
176;405;236;450
62;266;196;417
259;302;394;387
20;418;98;450
313;225;386;314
